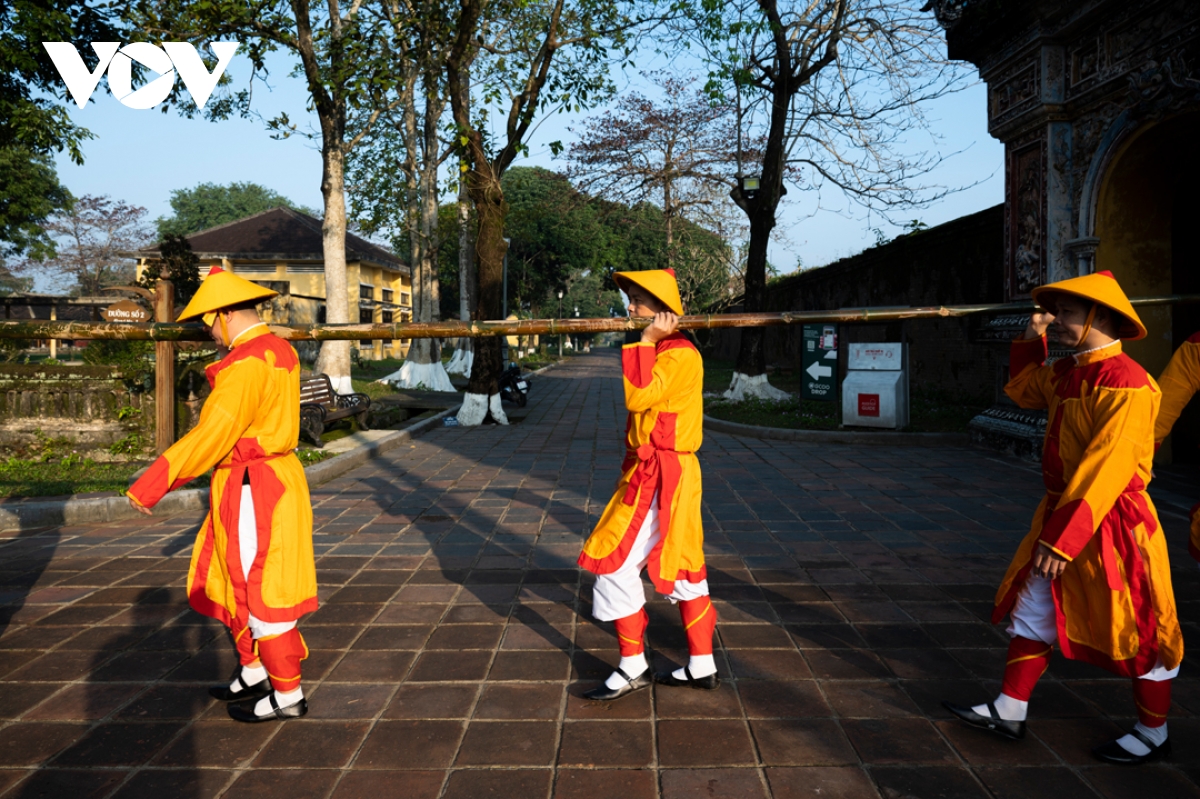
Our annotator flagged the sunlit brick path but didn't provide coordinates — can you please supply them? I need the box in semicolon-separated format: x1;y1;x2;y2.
1;349;1199;798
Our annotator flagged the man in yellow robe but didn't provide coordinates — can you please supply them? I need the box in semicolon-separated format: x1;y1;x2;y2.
127;265;316;723
944;271;1183;765
1153;332;1200;562
578;268;716;700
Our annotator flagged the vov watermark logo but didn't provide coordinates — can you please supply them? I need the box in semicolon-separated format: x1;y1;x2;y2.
42;42;239;111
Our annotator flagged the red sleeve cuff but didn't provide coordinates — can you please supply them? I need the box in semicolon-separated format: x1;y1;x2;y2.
127;456;171;509
622;342;655;388
1010;335;1048;380
1038;498;1094;560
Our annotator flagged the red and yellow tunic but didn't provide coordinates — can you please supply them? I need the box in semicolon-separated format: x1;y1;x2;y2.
579;333;704;593
1154;331;1200;560
996;335;1183;676
127;326;317;630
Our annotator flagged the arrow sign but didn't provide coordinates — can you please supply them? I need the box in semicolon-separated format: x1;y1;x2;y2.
806;360;832;380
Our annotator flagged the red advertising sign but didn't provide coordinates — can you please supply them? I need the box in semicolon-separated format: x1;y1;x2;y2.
858;393;880;417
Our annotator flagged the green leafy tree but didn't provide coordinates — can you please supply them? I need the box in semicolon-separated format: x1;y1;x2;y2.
0;147;72;262
0;1;121;258
501;167;610;318
156;181;317;238
137;233;202;307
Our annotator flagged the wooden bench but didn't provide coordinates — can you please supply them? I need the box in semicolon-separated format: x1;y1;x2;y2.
299;374;371;447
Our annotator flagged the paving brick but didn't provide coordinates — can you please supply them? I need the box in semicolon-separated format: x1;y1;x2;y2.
455;720;559;765
442;769;552;799
660;768;768;799
553;769;657;799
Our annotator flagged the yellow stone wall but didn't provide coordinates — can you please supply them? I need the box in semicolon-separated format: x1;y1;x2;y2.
135;258;412;360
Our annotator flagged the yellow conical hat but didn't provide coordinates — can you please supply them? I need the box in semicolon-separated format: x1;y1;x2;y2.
177;265;278;324
1030;270;1146;341
614;268;684;315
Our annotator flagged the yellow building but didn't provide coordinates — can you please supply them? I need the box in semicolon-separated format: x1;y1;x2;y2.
133;207;412;361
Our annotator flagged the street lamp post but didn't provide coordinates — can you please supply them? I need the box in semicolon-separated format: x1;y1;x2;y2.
557;289;564;358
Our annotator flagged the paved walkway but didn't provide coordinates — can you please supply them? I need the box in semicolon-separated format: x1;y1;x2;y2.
1;350;1198;798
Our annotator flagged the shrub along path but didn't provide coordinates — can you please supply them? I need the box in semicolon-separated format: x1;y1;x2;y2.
0;349;1196;798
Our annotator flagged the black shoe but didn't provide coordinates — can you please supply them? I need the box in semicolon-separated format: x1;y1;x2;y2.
209;666;271;702
582;667;651;701
654;665;720;690
1091;729;1171;765
943;700;1026;741
228;692;308;723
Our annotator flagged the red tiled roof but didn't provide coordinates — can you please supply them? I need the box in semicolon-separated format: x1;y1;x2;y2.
135;207;406;271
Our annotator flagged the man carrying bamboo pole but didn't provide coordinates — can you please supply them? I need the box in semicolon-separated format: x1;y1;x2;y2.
1154;332;1200;564
943;271;1183;765
126;265;317;723
578;268;718;700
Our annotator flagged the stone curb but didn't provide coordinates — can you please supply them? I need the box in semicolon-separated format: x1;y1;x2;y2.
703;414;971;447
0;406;459;532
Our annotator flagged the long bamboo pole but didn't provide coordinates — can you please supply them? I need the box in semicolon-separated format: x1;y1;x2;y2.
3;294;1198;342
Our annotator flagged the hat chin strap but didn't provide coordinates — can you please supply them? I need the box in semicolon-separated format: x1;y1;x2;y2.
1076;304;1097;346
219;312;230;347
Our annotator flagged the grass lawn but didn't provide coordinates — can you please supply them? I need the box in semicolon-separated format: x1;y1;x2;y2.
0;457;147;498
701;355;987;434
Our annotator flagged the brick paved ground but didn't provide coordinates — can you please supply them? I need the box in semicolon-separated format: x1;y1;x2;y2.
1;349;1200;798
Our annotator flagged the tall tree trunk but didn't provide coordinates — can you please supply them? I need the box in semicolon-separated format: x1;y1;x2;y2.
314;142;353;393
466;163;507;397
410;72;442;367
736;208;773;376
726;12;792;403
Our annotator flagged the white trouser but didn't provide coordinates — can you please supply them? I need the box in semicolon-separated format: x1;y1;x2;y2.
592;493;709;622
1008;574;1178;681
239;485;296;639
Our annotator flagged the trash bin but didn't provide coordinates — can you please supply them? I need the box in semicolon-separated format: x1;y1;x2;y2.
841;342;908;429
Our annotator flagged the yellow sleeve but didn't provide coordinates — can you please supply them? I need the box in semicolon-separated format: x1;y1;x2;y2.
1155;338;1200;444
1040;383;1155;560
622;343;695;413
127;357;266;507
1003;335;1056;410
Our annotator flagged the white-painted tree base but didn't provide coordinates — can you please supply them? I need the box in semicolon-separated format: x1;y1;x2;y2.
328;374;355;395
445;348;474;376
722;371;793;402
376;360;456;392
456;391;509;426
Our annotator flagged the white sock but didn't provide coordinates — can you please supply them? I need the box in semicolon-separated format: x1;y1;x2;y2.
1116;722;1167;755
672;654;716;680
972;692;1027;722
232;663;267;693
252;686;303;716
604;654;647;690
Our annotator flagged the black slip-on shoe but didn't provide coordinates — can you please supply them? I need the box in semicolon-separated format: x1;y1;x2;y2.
209;666;271;702
654;665;720;690
1091;730;1171;765
582;667;652;701
942;700;1026;740
228;692;308;723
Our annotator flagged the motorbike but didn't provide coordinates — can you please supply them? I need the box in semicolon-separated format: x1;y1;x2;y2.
498;363;529;407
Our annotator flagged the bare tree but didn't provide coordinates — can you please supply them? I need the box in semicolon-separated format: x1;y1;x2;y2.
12;195;150;295
566;72;751;271
681;0;965;400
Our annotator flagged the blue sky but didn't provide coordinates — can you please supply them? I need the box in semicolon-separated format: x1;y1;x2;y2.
49;44;1003;280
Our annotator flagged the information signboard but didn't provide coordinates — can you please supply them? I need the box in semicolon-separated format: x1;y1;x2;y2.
801;324;838;401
